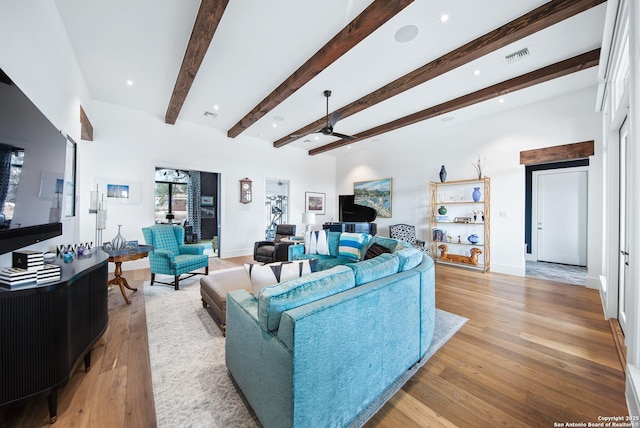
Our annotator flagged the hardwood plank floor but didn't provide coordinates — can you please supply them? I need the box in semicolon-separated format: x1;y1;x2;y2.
0;261;628;427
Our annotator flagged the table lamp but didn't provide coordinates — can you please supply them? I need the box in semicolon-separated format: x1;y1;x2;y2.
301;212;316;233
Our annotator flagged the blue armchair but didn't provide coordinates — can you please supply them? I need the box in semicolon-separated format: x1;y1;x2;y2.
142;224;209;290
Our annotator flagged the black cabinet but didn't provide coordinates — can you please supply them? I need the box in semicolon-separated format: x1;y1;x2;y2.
0;251;108;423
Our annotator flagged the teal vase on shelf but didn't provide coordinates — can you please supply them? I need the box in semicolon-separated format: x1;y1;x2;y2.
438;206;447;215
472;187;481;202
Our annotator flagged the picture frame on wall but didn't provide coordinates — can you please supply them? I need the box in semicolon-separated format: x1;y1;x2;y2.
305;191;325;215
353;178;392;218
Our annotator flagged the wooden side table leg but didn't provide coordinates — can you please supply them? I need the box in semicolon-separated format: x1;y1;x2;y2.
108;261;137;305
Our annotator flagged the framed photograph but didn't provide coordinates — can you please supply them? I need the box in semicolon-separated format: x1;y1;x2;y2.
96;178;141;204
354;178;392;218
201;195;214;206
305;191;325;215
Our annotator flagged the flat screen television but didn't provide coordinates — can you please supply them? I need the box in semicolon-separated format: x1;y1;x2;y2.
0;68;70;254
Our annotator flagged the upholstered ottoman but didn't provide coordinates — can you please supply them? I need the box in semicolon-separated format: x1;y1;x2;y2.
200;267;251;335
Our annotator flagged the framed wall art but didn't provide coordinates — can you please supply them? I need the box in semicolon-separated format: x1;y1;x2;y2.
353;178;392;218
305;191;325;215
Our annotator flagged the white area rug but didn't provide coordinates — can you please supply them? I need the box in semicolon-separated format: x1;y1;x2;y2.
145;275;466;427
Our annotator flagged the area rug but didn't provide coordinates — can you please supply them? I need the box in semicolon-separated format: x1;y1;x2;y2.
145;275;467;428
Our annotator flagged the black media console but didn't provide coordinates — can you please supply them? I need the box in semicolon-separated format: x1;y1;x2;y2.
0;251;109;423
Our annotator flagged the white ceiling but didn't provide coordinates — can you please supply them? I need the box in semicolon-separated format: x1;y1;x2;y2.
53;0;606;156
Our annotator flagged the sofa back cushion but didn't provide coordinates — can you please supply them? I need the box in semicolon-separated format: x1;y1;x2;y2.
396;247;424;271
347;253;400;286
258;265;355;332
244;259;318;296
368;235;407;253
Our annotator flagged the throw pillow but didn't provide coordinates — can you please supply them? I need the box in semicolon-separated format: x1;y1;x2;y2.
338;232;369;261
244;259;318;296
396;247;423;271
304;230;330;255
364;243;392;260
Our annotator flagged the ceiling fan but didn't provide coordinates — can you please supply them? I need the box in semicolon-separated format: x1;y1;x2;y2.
291;90;356;140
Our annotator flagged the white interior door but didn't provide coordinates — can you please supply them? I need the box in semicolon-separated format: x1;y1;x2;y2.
618;119;630;334
534;168;588;265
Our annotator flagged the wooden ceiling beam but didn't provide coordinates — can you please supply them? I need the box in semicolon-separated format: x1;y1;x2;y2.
275;0;605;148
226;0;414;138
165;0;229;125
308;49;600;156
520;141;595;165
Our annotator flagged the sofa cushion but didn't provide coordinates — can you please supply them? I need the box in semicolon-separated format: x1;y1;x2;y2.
347;253;400;286
258;265;355;332
364;243;392;260
304;230;329;255
244;259;318;296
396;247;423;271
368;235;406;252
338;232;370;261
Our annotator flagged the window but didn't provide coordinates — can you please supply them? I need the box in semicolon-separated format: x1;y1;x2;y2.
154;169;189;223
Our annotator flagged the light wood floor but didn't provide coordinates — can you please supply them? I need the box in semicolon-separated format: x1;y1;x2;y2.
1;259;628;427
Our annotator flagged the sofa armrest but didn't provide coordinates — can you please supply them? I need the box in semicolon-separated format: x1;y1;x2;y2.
179;244;204;255
274;241;293;261
153;249;175;262
288;244;304;260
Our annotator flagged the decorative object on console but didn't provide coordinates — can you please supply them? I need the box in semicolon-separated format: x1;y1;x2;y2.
438;205;447;215
439;165;447;182
111;224;127;250
467;234;479;244
438;244;482;265
305;191;326;215
354;178;392;218
472;155;485;179
240;178;252;204
301;212;316;233
472;187;481;202
89;184;108;246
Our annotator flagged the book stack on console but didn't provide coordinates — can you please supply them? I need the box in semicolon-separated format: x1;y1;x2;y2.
37;264;62;284
12;250;45;271
0;267;37;287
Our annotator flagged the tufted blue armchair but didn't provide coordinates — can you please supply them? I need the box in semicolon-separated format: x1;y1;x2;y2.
142;224;209;290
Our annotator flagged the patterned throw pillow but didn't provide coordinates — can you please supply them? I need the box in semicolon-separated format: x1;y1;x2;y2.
338;232;369;261
364;243;392;260
244;259;318;296
304;230;330;255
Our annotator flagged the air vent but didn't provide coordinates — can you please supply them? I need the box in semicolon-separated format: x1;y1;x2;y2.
204;111;218;118
504;47;530;64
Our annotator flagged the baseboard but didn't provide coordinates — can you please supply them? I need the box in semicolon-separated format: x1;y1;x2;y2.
627;365;640;417
490;264;525;277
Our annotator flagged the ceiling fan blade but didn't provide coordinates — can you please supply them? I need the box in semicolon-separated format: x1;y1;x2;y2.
332;132;356;140
329;111;342;128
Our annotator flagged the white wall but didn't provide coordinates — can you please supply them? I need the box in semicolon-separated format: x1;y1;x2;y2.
0;0;337;270
336;86;603;278
79;101;336;270
0;0;92;266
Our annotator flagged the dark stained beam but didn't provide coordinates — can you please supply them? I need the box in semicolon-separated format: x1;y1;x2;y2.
309;49;600;155
520;141;595;165
276;0;606;148
227;0;414;138
165;0;229;125
80;105;93;141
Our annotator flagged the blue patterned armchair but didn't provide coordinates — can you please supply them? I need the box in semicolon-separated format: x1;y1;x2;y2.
142;224;209;290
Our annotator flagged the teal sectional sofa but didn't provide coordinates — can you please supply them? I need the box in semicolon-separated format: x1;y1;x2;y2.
225;238;435;428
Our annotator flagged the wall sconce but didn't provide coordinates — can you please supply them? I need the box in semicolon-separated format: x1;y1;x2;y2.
301;212;316;233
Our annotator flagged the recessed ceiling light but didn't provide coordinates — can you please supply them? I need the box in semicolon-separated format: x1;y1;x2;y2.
499;98;505;103
395;25;419;43
213;105;219;110
347;145;352;149
440;14;449;23
474;69;480;76
126;80;133;86
272;123;277;128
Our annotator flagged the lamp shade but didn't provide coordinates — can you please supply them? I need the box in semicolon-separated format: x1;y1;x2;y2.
301;212;316;225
